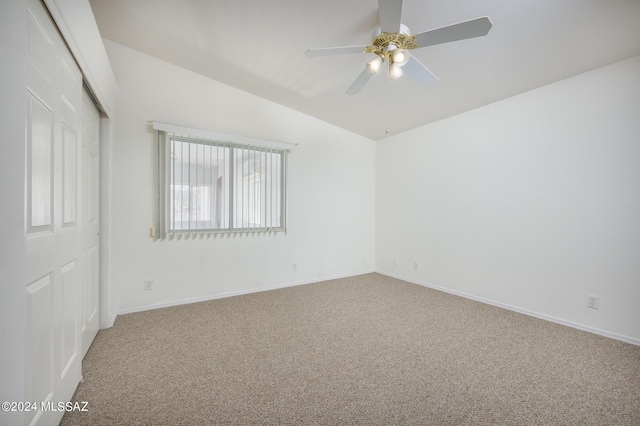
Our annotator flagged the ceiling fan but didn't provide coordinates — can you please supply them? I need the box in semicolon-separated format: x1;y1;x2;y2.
305;0;492;95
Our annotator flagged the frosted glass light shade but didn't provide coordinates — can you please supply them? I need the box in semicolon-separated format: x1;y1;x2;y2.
366;56;383;73
389;62;403;78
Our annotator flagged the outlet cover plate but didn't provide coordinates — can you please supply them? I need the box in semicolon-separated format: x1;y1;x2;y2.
587;294;599;309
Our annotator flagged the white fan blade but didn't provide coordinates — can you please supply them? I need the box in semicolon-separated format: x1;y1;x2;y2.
414;16;492;48
378;0;403;33
305;46;368;57
346;67;374;95
402;55;438;88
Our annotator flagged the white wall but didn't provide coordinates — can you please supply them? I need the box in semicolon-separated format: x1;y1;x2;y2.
376;55;640;344
0;1;27;423
104;41;375;313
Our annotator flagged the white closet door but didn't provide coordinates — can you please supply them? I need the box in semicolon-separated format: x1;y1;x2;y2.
81;89;100;357
24;0;90;423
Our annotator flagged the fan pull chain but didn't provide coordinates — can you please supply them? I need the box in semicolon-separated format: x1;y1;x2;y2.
385;59;390;134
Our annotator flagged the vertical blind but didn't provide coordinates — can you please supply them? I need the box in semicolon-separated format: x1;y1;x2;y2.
152;121;295;239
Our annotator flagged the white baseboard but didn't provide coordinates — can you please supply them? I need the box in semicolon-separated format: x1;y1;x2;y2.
117;269;375;317
107;312;117;328
376;270;640;347
98;311;118;330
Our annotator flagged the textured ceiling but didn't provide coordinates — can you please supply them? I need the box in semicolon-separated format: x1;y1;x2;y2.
89;0;640;141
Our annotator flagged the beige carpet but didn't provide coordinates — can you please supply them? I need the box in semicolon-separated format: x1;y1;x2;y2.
62;273;640;425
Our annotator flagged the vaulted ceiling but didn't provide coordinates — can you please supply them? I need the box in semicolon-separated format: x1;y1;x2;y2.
89;0;640;140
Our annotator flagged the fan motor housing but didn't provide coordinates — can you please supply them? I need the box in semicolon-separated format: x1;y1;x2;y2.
366;24;417;57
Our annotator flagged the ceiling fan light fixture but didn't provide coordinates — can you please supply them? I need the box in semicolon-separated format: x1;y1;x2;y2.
389;62;403;79
304;0;493;99
366;55;383;74
392;48;408;66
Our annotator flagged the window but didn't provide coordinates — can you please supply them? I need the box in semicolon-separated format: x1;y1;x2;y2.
153;122;293;238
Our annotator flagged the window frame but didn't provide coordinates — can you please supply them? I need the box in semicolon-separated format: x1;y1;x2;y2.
153;123;292;239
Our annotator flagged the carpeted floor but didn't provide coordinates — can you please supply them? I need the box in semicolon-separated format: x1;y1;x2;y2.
61;273;640;425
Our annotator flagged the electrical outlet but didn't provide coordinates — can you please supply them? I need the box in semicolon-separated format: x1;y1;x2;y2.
144;279;153;291
393;258;398;265
413;261;418;270
587;294;599;309
292;263;297;272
